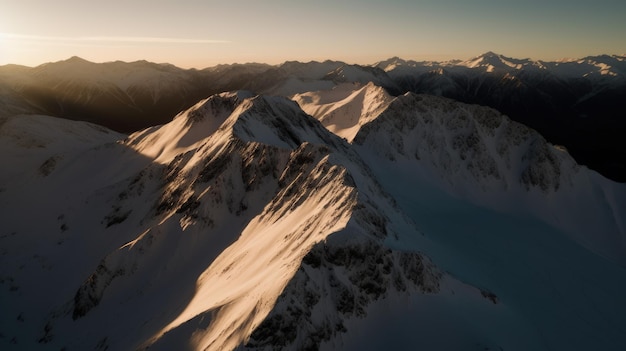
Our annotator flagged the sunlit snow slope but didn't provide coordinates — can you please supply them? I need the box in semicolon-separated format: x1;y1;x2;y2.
1;87;625;351
292;82;393;142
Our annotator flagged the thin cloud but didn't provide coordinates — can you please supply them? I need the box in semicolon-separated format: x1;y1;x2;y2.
1;33;230;44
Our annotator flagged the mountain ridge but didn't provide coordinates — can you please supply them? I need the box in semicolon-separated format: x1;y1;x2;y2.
2;87;625;350
2;52;624;181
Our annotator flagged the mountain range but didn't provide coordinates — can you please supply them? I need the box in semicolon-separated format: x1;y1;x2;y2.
1;54;626;350
1;52;624;181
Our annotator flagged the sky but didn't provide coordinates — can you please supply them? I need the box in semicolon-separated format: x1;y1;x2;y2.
1;0;625;68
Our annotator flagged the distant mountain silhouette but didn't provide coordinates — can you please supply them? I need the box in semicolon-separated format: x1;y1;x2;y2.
1;53;624;181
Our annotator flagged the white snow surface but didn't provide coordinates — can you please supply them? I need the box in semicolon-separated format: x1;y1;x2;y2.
292;82;393;141
126;91;255;162
1;86;625;351
353;92;626;263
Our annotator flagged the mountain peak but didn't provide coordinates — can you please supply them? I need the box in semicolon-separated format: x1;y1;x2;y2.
64;56;92;65
293;82;393;142
480;51;500;58
2;85;626;351
468;51;505;66
125;91;253;161
230;94;343;150
379;56;406;65
463;51;531;71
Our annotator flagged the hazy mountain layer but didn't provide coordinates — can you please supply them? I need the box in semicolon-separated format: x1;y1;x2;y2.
1;52;624;180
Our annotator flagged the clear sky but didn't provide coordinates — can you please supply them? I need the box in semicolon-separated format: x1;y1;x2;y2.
1;0;625;68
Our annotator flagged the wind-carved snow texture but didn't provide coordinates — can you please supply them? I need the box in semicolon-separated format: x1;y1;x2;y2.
3;53;625;182
1;85;626;350
349;91;625;261
353;92;574;194
62;92;391;351
243;216;442;350
145;153;359;349
292;82;394;142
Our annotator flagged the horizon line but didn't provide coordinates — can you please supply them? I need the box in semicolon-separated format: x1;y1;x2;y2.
1;52;625;70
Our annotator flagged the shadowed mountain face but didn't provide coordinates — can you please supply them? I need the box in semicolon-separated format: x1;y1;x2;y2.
0;58;275;132
1;53;625;181
378;53;626;182
1;89;625;350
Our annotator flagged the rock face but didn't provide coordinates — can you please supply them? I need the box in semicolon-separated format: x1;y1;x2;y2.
375;53;626;181
353;93;576;194
1;88;625;351
244;226;442;351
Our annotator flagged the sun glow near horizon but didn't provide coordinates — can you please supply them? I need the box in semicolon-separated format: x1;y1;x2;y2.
0;32;235;68
2;0;626;68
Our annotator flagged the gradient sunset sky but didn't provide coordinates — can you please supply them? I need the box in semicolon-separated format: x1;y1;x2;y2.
2;0;625;68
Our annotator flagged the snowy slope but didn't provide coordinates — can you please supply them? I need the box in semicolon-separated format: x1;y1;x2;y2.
126;91;255;162
262;61;400;97
460;51;536;72
0;114;125;185
544;54;626;79
4;54;624;185
0;92;480;350
251;90;626;350
292;82;393;141
375;52;626;182
1;88;625;351
352;92;626;262
345;92;626;349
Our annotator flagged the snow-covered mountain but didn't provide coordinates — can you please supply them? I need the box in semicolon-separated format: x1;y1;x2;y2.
376;51;626;78
376;52;626;181
260;61;401;97
0;57;209;131
292;82;394;141
2;53;624;181
0;58;283;134
0;58;398;131
1;85;625;350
